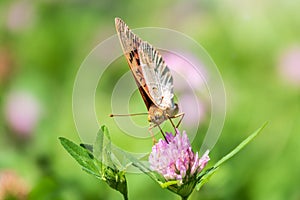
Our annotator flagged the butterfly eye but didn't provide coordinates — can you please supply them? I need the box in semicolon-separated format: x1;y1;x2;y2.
147;115;151;122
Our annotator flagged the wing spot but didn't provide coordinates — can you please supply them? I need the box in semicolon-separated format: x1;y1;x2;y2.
129;51;134;63
136;58;140;65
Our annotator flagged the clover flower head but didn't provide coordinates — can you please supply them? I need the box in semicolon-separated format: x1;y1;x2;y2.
149;130;210;185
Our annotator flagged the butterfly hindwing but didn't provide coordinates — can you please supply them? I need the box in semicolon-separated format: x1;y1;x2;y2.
138;41;175;109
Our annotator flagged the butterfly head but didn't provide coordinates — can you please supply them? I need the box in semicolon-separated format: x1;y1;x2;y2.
148;105;166;125
148;103;179;125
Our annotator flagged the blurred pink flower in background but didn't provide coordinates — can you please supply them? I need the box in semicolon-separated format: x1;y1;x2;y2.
278;45;300;86
163;52;207;91
6;0;35;31
0;170;29;200
163;52;208;126
4;90;42;137
179;93;206;126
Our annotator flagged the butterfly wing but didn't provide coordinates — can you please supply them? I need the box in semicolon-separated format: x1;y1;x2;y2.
138;41;176;110
115;18;175;110
115;18;141;54
115;18;153;109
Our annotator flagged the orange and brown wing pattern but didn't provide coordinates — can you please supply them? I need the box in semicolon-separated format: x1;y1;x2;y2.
115;18;153;109
115;18;176;111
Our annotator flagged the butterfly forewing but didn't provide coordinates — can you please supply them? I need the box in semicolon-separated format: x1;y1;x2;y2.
115;18;153;109
115;18;176;111
115;18;141;53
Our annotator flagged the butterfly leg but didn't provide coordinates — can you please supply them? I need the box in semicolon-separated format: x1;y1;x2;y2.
166;114;175;127
166;114;177;133
149;124;167;143
157;124;167;141
148;124;157;143
166;112;185;135
174;112;185;128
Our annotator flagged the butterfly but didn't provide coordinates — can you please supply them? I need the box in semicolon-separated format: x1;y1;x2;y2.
111;18;184;136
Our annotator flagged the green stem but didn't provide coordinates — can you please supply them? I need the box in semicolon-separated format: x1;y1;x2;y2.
181;196;189;200
123;193;128;200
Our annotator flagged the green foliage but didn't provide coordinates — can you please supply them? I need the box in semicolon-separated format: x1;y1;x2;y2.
59;126;128;200
59;137;98;176
196;122;268;191
1;1;299;199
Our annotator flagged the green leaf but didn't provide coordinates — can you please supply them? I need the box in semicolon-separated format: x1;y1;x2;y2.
94;126;105;160
82;167;102;179
59;126;129;200
80;143;94;153
59;137;98;175
196;122;268;190
195;167;218;190
93;127;104;171
94;125;117;171
160;180;179;188
115;147;164;184
94;126;128;200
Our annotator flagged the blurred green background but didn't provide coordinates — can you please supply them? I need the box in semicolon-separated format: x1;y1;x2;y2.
1;0;300;200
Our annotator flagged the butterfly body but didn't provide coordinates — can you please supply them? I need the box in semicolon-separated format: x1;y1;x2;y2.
148;103;178;125
114;18;183;129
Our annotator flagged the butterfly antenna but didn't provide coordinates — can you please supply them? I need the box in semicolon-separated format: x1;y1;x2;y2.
109;113;148;117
